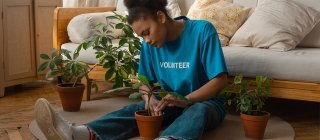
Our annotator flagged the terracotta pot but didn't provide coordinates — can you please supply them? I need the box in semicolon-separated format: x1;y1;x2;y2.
135;110;164;140
240;111;270;140
55;83;85;112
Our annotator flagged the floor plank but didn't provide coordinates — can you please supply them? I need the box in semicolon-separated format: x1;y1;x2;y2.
0;130;10;140
19;125;37;140
7;130;23;140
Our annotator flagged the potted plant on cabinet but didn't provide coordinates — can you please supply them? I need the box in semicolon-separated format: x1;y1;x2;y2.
220;75;272;139
104;75;190;140
38;49;96;112
74;12;141;89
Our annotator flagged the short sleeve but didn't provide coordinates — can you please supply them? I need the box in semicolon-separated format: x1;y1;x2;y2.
138;41;157;83
201;24;228;79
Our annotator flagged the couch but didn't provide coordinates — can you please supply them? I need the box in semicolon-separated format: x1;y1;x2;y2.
54;0;320;102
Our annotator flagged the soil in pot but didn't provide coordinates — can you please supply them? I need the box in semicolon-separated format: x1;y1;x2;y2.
55;83;85;112
135;110;164;140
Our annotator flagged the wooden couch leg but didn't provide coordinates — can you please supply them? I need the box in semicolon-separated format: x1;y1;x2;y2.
0;86;4;97
81;78;92;101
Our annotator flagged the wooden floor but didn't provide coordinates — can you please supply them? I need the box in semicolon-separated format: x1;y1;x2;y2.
0;81;319;140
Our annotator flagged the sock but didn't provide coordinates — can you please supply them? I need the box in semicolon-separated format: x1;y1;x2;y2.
72;125;97;140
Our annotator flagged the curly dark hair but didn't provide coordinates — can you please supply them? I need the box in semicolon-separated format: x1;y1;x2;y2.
124;0;170;24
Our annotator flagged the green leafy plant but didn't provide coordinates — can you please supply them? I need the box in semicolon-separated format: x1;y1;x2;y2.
104;75;190;116
74;12;141;88
220;75;271;115
37;49;95;87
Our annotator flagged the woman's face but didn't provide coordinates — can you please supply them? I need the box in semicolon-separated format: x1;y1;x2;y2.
131;13;167;48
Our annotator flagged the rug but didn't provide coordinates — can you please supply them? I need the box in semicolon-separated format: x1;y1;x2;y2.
29;97;295;140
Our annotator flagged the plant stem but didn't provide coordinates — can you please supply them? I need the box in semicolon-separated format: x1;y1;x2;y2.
147;94;151;116
72;62;99;87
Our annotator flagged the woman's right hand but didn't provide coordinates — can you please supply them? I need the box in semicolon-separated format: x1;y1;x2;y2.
143;95;163;116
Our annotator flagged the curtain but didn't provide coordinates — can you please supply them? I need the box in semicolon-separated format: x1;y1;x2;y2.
63;0;118;7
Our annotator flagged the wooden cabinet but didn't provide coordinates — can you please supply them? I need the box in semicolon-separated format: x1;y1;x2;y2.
3;0;35;82
0;0;62;97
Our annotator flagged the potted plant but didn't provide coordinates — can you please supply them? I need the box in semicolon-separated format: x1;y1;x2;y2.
104;75;190;140
220;75;272;139
38;49;96;112
74;12;141;89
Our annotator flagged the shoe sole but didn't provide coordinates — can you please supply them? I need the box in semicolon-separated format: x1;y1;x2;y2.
35;98;65;140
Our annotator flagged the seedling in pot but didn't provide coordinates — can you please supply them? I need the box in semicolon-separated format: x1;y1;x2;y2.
104;75;190;116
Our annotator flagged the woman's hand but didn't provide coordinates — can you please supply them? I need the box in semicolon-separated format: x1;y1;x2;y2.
143;95;163;116
155;94;189;111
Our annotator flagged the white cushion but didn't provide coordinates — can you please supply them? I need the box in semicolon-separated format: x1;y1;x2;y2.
166;0;181;18
61;43;97;64
229;0;320;51
233;0;258;8
67;11;124;44
223;46;320;83
187;0;251;46
299;23;320;47
176;0;196;16
233;0;320;48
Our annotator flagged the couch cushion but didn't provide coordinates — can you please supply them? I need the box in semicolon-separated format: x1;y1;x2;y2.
176;0;196;16
223;46;320;83
233;0;320;48
67;11;124;44
229;0;320;51
233;0;258;8
292;0;320;48
61;43;98;64
187;0;251;47
299;22;320;48
166;0;182;18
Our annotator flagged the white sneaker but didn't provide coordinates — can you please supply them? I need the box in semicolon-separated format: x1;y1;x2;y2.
34;98;74;140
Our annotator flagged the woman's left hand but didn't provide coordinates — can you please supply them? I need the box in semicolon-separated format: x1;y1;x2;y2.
155;94;189;111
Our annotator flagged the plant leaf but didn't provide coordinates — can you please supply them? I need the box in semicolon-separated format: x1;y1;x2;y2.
40;54;50;60
61;49;72;60
45;69;59;79
132;83;143;89
129;92;142;99
138;75;149;86
50;50;57;58
115;23;124;29
118;51;124;60
49;61;56;70
104;87;132;94
37;61;49;72
119;38;127;46
105;68;115;80
156;90;168;98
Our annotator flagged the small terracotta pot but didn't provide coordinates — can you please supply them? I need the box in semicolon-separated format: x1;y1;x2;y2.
135;110;164;140
240;111;270;140
55;83;85;112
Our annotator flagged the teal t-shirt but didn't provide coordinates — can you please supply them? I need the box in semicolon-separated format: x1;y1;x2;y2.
138;16;228;119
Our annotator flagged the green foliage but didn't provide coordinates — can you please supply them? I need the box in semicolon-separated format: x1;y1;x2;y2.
74;12;141;89
37;49;91;86
220;75;271;115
